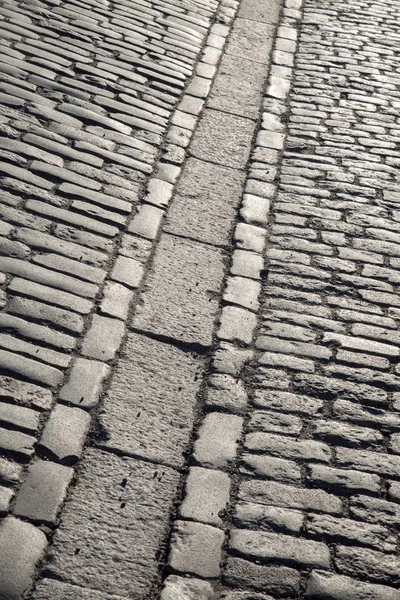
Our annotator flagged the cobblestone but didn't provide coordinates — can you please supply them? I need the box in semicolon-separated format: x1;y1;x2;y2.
305;570;400;600
3;0;400;594
223;557;301;596
14;460;73;526
168;520;224;578
230;528;331;568
193;412;243;469
0;517;47;600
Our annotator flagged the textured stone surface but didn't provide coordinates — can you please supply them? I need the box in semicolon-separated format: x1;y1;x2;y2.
305;570;400;600
59;358;110;408
190;109;255;169
208;54;266;118
14;460;73;525
192;412;243;469
224;557;300;596
179;467;231;525
101;332;202;468
45;449;180;597
38;404;91;465
134;234;224;347
168;520;224;578
32;579;131;600
230;528;330;569
0;517;47;600
226;19;275;65
164;158;244;247
160;576;214;600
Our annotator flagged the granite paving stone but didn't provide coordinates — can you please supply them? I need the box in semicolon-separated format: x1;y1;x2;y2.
134;234;224;347
168;520;225;578
164;158;245;247
31;579;132;600
0;517;47;600
81;315;125;361
230;528;331;569
58;358;110;408
38;404;91;465
190;109;255;169
43;449;180;598
160;576;214;600
14;460;73;526
192;413;243;469
0;402;40;434
179;466;231;525
223;557;301;596
100;332;203;468
208;54;266;119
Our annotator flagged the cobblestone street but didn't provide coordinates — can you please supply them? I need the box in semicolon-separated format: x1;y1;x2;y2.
1;0;400;597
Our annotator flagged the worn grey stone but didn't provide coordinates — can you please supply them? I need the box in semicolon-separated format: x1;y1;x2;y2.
168;520;224;578
218;306;257;345
128;204;164;240
0;401;40;434
245;432;331;462
81;315;125;361
208;54;266;119
307;514;396;554
0;376;52;411
164;158;244;247
234;222;266;253
0;517;47;600
240;453;301;484
234;501;303;534
231;252;264;284
230;528;330;568
192;412;243;469
32;579;131;600
238;0;281;22
110;256;144;288
59;358;110;408
38;404;91;465
100;282;133;321
223;276;261;311
204;373;249;413
101;332;202;468
190;109;254;169
45;449;180;597
14;460;73;525
239;479;342;515
335;545;400;585
306;570;400;600
0;426;36;458
160;576;214;600
134;234;224;347
226;19;275;65
179;467;231;525
224;557;300;596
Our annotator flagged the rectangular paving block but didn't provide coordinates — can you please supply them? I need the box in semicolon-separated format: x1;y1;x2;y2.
163;158;244;247
168;520;224;579
133;233;224;347
208;53;266;119
44;449;180;599
226;19;275;65
0;517;47;600
100;332;203;468
238;0;281;23
189;109;255;169
230;528;331;569
14;460;73;526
